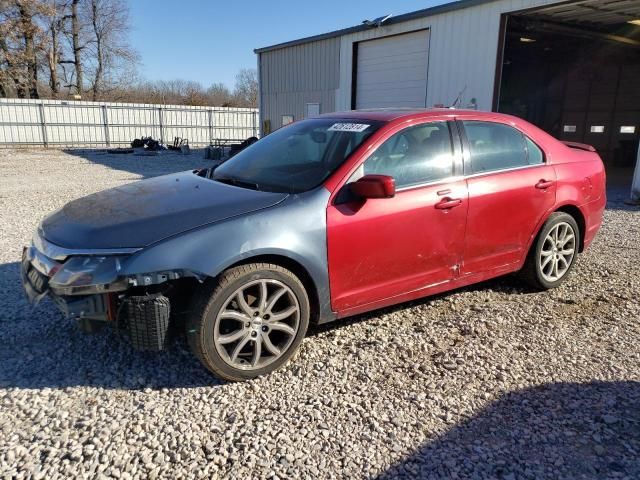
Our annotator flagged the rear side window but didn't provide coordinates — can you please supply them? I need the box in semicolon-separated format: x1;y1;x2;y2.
463;121;542;174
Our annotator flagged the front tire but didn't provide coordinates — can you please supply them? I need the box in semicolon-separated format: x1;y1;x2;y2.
521;212;580;290
187;263;310;381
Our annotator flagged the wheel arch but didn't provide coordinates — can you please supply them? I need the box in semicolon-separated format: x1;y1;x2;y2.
523;202;587;267
553;204;586;252
223;254;321;325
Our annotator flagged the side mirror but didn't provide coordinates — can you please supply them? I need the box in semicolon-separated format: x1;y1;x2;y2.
351;174;396;199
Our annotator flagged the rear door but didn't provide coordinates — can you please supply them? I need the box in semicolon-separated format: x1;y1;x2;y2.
327;120;467;313
459;120;556;274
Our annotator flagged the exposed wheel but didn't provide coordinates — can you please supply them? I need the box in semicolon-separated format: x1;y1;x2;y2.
521;212;579;290
187;263;309;381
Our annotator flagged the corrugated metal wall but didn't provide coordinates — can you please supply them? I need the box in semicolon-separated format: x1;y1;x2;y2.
259;37;340;131
258;0;561;126
336;0;559;112
0;98;259;148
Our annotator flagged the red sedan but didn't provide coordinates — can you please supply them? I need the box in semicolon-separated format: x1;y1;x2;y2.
23;108;606;380
325;109;606;318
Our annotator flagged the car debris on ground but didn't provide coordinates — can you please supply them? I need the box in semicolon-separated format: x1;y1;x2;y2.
204;136;259;164
167;137;191;155
131;136;165;151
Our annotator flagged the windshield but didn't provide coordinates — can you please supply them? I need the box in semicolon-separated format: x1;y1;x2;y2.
213;118;383;193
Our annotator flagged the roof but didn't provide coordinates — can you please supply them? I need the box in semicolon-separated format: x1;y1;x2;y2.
317;108;498;122
317;108;455;122
316;109;555;138
255;0;500;54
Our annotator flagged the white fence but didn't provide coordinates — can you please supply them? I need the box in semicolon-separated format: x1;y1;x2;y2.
0;98;259;148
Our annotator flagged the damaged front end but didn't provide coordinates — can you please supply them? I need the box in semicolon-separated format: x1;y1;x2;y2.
21;231;202;351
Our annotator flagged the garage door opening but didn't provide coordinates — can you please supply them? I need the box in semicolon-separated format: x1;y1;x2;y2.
496;0;640;179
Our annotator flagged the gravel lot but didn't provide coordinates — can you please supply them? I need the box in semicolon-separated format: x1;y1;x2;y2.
1;148;639;479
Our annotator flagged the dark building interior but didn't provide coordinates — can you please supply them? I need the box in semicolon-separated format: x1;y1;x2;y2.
497;0;640;173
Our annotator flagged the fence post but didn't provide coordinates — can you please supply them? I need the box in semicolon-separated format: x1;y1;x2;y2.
157;107;164;144
101;105;110;147
38;103;48;147
208;109;214;144
252;109;258;138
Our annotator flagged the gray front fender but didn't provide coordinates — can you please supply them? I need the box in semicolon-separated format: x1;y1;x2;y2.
120;187;335;323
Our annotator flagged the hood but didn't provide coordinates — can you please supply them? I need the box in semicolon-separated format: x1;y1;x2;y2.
41;171;288;249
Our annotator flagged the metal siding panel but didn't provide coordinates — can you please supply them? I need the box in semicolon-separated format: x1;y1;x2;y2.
258;36;341;128
259;0;560;121
332;0;558;111
309;43;315;91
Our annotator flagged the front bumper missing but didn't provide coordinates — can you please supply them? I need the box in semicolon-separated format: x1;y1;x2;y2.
21;246;112;321
21;246;51;305
21;243;174;350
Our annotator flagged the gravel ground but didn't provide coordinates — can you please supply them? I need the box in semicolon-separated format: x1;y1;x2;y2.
0;148;639;480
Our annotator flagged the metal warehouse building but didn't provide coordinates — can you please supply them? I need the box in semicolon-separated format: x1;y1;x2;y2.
255;0;640;170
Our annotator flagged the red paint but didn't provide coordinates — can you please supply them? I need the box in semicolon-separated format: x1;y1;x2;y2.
462;165;557;274
351;175;396;199
323;110;606;317
327;179;468;311
560;141;596;152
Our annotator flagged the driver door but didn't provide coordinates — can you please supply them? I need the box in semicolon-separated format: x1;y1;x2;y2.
327;121;468;315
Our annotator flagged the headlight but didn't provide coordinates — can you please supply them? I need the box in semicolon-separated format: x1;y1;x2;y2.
49;256;128;294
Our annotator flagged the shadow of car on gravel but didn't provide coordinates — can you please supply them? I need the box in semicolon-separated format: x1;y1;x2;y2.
0;261;218;390
308;273;536;338
63;148;208;180
1;255;500;390
1;257;534;389
375;380;640;479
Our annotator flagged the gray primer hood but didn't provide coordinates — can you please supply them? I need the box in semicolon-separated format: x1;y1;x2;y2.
41;171;288;249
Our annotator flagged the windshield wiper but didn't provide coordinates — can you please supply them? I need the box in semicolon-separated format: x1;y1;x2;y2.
214;175;261;191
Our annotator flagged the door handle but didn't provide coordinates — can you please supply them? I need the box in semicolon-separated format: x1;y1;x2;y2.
435;198;462;210
535;179;554;189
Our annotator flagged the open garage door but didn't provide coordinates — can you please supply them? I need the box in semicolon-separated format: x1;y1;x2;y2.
354;30;430;109
496;0;640;174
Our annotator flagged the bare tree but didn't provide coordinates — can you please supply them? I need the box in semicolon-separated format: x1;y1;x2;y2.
1;2;253;107
0;2;25;97
0;34;23;97
0;0;51;98
44;0;67;97
56;0;86;96
16;1;39;97
233;68;258;107
70;0;82;94
84;0;137;100
207;82;234;106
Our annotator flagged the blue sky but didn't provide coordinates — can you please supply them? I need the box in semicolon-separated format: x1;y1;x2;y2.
129;0;447;88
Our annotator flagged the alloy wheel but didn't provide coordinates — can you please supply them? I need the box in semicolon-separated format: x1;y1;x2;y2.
539;221;576;282
213;279;300;370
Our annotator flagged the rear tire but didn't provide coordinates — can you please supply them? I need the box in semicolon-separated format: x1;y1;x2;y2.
521;212;580;290
186;263;310;381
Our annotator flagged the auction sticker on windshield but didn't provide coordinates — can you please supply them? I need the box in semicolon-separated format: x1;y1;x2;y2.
328;123;370;133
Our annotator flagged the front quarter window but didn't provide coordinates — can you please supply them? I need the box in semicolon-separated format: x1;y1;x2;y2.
214;119;382;193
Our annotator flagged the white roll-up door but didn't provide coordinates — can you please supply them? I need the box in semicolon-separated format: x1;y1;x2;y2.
355;30;430;109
